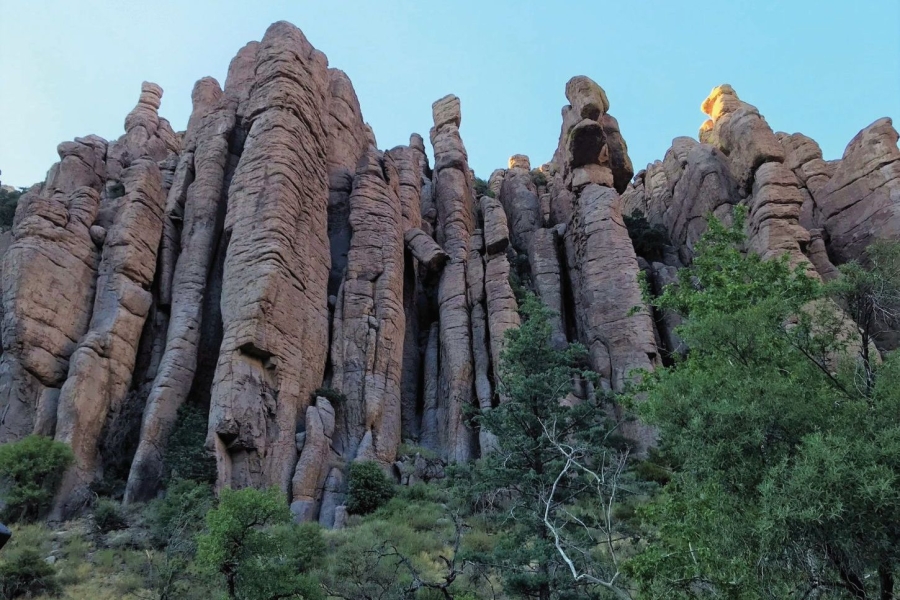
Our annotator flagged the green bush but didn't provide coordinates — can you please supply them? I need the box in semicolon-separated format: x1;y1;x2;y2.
473;177;495;198
165;403;216;484
0;187;24;230
624;210;669;261
345;461;394;516
0;546;60;599
148;478;214;548
93;499;128;534
0;435;74;522
530;168;548;188
311;387;347;406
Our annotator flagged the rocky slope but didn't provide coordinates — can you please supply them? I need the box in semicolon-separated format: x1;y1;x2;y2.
0;21;897;523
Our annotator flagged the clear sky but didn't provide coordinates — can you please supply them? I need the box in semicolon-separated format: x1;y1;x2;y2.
1;0;898;188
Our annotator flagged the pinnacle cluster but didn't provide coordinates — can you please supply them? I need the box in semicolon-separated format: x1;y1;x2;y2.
0;20;897;527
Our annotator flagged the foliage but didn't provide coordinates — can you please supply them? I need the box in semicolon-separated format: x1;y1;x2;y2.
0;434;74;522
629;214;900;598
624;210;670;262
315;489;489;599
345;461;395;516
0;546;61;599
530;168;548;188
454;293;637;599
0;186;24;230
473;176;495;198
164;403;216;484
195;486;323;600
311;386;347;406
94;499;128;534
144;479;215;599
397;442;439;461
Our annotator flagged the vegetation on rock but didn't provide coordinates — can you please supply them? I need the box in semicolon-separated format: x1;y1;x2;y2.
0;435;74;522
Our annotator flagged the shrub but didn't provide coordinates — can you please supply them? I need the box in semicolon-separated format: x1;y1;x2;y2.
311;386;347;406
165;403;216;484
93;499;128;534
148;478;214;548
0;187;24;230
530;168;548;188
0;546;61;599
624;210;669;261
396;442;438;461
0;435;74;522
345;461;394;516
473;177;495;198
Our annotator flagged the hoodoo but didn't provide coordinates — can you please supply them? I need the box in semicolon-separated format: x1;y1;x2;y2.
1;21;897;526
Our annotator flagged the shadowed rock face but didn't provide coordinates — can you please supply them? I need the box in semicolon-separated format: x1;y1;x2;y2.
0;25;896;523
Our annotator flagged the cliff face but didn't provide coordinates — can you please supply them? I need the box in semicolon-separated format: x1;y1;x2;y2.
0;21;897;522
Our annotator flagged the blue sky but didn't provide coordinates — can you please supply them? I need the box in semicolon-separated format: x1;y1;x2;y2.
1;0;898;188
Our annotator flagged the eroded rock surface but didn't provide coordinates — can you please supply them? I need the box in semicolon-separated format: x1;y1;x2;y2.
1;24;896;522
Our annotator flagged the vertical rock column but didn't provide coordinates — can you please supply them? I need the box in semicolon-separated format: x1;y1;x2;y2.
429;95;476;462
327;149;406;465
388;141;426;442
554;77;659;402
209;22;331;495
0;138;106;442
124;77;237;502
53;159;166;516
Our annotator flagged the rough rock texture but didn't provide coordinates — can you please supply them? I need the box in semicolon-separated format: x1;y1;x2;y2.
528;227;566;349
2;23;897;521
430;95;477;462
329;149;406;467
565;184;659;389
499;155;540;250
124;77;237;503
54;160;166;517
817;118;900;264
0;183;102;442
405;228;448;271
209;22;331;496
290;397;335;522
700;85;785;193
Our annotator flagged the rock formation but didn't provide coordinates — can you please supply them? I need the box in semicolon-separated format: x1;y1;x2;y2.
0;21;896;525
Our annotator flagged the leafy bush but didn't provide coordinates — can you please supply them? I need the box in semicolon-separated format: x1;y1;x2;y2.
396;442;438;460
624;210;669;261
0;435;74;522
148;479;214;548
0;546;61;599
473;177;495;198
165;403;216;484
0;187;24;230
311;386;347;406
146;479;215;599
345;461;394;516
93;499;128;534
530;168;548;188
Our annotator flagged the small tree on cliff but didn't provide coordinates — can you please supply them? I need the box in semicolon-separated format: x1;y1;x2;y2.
455;294;636;600
627;214;900;599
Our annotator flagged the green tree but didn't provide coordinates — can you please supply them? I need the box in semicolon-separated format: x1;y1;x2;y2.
0;435;74;522
345;461;395;516
628;212;900;599
195;487;323;600
457;294;635;600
